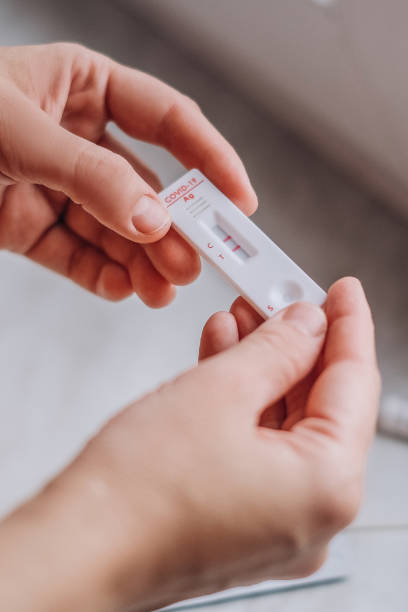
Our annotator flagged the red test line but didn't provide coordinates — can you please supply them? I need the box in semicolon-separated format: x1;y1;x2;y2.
223;235;232;243
166;180;204;207
232;245;241;252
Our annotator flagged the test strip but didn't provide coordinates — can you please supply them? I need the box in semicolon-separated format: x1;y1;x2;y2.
159;169;326;318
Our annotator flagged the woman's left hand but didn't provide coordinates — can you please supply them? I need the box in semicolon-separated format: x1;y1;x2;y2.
0;43;257;304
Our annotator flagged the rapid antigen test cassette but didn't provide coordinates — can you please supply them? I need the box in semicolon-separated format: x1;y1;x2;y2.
159;170;326;318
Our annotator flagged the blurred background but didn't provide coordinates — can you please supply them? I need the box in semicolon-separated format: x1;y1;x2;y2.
0;1;407;610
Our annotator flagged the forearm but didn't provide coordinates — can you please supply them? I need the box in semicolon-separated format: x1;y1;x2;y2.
0;417;224;612
0;454;170;612
0;410;305;612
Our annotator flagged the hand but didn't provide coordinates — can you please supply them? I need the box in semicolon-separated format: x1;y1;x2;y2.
0;43;256;304
0;278;380;612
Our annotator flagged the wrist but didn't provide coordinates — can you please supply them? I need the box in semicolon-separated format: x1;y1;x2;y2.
0;445;186;612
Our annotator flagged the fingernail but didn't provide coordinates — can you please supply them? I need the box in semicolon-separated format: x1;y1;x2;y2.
282;302;327;337
132;195;170;234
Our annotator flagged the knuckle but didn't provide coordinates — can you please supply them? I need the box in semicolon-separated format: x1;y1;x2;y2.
256;325;308;378
157;94;202;145
48;43;108;87
178;252;201;284
140;166;162;193
101;149;132;180
302;546;329;577
311;462;362;533
50;41;88;59
73;142;98;184
166;259;201;287
66;242;93;281
288;546;329;580
181;94;202;114
74;143;132;190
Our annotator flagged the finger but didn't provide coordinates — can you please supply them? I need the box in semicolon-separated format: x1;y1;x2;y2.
192;302;327;419
41;131;161;209
199;312;239;360
144;228;201;286
297;278;381;456
21;190;174;305
65;203;201;287
0;85;171;243
26;223;133;301
226;302;288;431
59;203;175;306
99;132;163;192
65;131;201;286
323;277;378;367
64;201;135;264
282;373;315;430
200;300;287;430
106;66;258;215
127;247;176;308
199;297;262;361
0;182;133;301
101;132;201;285
230;297;264;339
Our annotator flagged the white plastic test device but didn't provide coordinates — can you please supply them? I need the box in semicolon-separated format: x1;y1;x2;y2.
159;170;326;318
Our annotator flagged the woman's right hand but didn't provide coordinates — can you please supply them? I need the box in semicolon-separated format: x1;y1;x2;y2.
0;278;380;612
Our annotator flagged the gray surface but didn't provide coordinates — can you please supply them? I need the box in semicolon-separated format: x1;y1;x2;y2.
0;1;407;610
193;530;408;612
124;0;408;219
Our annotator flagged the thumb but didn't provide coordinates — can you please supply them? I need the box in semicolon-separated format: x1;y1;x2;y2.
194;302;327;418
0;85;171;243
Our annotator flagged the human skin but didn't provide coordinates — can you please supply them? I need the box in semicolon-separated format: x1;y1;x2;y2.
0;43;257;304
0;277;380;612
0;43;380;612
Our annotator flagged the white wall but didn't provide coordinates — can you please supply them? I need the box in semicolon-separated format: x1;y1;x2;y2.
126;0;408;216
